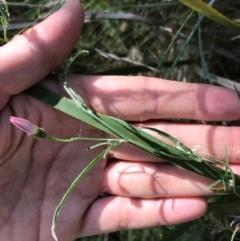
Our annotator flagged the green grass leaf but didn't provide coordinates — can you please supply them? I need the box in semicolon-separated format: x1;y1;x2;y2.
51;148;107;240
25;84;240;186
179;0;240;33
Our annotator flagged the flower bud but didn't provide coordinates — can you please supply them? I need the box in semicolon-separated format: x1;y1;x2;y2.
9;116;47;138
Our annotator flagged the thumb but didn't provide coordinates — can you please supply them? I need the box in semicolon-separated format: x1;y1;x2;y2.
0;0;84;109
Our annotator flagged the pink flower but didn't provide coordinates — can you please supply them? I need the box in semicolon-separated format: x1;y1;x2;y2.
9;116;47;138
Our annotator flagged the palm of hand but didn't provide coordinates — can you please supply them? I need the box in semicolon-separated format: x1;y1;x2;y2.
0;92;106;241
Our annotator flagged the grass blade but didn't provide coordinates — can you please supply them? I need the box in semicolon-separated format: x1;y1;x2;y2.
179;0;240;33
25;84;240;186
51;142;119;240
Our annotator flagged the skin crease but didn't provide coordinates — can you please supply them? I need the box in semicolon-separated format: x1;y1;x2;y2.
1;1;240;241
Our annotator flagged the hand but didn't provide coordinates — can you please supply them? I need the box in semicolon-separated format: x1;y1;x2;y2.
1;1;240;241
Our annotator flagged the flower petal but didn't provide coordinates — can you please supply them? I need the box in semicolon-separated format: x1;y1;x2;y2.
9;116;39;135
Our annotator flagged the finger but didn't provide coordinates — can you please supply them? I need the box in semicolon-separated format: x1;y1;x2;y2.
102;161;214;198
69;75;240;121
110;122;240;163
102;161;240;198
80;196;207;237
0;0;84;109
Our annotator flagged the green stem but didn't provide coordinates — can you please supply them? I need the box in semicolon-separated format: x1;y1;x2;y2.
51;141;120;241
46;135;121;143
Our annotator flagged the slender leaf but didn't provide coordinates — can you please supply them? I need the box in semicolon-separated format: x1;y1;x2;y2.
179;0;240;33
25;85;240;186
51;142;120;240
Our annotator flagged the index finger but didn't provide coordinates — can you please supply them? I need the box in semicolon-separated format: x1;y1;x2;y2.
69;75;240;121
